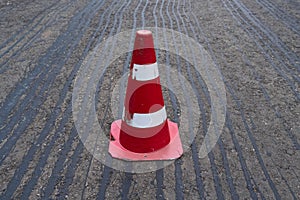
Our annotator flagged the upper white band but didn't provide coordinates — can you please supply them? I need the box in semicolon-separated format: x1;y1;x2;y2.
123;106;167;128
132;62;159;81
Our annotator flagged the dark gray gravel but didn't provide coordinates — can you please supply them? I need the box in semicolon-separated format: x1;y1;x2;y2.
0;0;299;199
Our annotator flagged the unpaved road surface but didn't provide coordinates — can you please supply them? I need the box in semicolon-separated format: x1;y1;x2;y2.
0;0;299;199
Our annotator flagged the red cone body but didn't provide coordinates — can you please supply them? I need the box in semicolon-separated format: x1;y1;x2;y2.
109;30;183;160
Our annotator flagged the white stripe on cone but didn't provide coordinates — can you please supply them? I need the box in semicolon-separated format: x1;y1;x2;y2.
132;62;159;81
123;106;167;128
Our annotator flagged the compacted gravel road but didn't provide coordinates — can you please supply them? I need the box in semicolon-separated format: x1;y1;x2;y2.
0;0;299;199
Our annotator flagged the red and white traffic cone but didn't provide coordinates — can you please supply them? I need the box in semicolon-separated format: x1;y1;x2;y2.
109;30;183;161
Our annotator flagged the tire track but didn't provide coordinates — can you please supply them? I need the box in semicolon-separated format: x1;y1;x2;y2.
225;114;259;199
220;0;299;195
0;0;59;51
54;2;137;198
272;159;297;200
0;0;100;142
237;0;300;78
167;0;208;199
190;0;284;198
225;82;281;199
53;0;137;196
0;0;106;161
273;0;300;16
39;125;77;199
155;169;165;200
173;0;228;198
0;0;100;158
177;0;240;198
19;0;119;197
42;0;128;198
186;0;264;198
0;0;60;58
228;27;299;196
56;137;84;199
222;0;300;149
81;0;137;199
0;0;77;74
228;0;300;81
152;0;168;199
236;37;300;151
1;0;298;199
71;0;133;198
112;0;143;199
141;0;149;29
219;0;300;95
159;0;185;198
254;0;300;34
232;0;300;71
95;0;141;198
0;0;109;198
152;0;181;198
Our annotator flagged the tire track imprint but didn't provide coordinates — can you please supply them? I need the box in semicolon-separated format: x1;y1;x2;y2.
0;0;298;199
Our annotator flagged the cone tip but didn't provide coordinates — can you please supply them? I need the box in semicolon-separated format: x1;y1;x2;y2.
131;30;156;66
136;30;152;36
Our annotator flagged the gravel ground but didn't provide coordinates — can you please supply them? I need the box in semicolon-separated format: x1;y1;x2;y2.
0;0;299;199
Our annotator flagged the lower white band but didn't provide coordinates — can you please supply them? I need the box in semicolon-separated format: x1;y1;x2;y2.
132;62;159;81
123;106;167;128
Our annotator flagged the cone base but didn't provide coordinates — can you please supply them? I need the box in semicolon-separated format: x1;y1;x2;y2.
109;119;183;161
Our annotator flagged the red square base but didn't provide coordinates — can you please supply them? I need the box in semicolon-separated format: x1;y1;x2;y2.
109;119;183;161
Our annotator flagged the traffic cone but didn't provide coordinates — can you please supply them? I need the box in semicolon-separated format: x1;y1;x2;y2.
109;30;183;161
